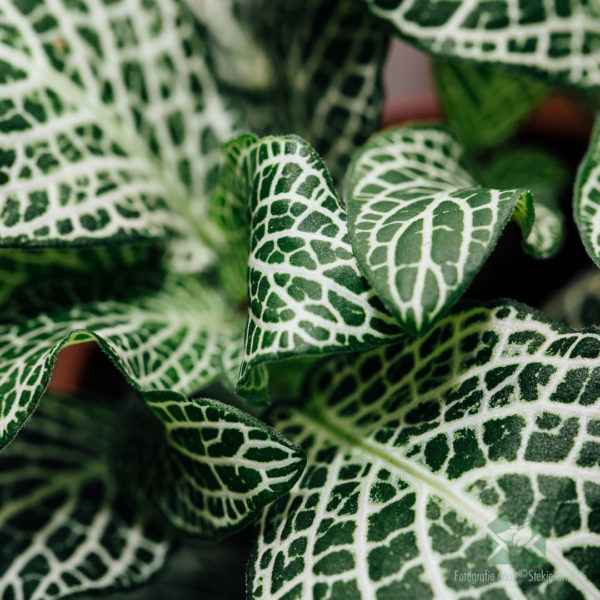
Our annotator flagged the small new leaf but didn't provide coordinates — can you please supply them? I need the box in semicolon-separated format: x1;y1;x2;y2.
213;134;404;398
575;116;600;268
345;126;529;335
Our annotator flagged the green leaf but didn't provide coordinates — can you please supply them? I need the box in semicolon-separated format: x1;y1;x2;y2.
0;269;306;536
220;328;270;404
201;0;390;183
0;393;170;599
361;0;600;90
0;274;237;449
575;116;600;268
0;0;235;255
345;126;530;335
478;148;568;259
139;393;306;538
213;133;404;398
250;301;600;599
434;59;549;150
0;244;164;319
545;269;600;330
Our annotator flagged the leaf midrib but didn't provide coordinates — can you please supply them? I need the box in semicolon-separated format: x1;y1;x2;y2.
298;406;597;598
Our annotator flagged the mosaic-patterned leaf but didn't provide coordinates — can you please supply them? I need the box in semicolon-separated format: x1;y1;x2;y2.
0;274;236;450
213;134;403;396
478;147;568;259
361;0;600;89
136;393;306;538
434;59;549;150
575;117;600;268
0;393;170;600
250;301;600;599
192;0;389;185
345;126;530;335
237;0;389;183
0;0;237;254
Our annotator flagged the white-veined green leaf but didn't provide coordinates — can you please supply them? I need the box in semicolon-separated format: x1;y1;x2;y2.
198;0;389;184
361;0;600;90
250;301;600;599
345;126;530;335
135;393;306;538
0;0;235;258
0;393;170;600
0;274;237;449
252;0;390;182
434;59;549;150
478;147;568;259
0;273;306;537
575;116;600;268
212;133;404;399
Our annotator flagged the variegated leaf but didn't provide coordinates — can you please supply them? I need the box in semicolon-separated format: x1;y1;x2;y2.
251;301;600;599
135;393;306;537
575;116;600;268
196;0;389;184
213;134;403;397
478;147;568;259
361;0;600;89
434;59;549;150
345;126;530;335
249;0;389;182
0;274;237;449
0;265;307;536
0;393;170;600
0;0;235;259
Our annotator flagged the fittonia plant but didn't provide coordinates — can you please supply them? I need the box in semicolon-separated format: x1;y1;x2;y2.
0;1;599;599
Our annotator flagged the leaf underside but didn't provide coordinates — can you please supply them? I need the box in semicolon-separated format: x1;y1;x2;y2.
362;0;600;90
250;300;600;599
